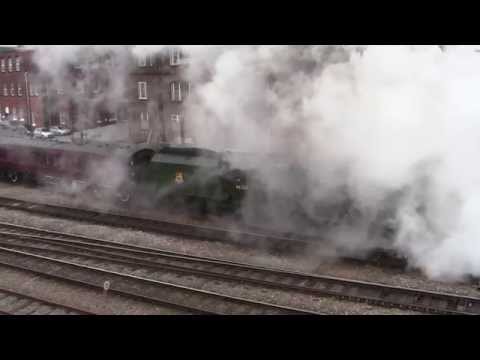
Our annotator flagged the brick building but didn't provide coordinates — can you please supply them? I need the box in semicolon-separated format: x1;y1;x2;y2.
0;46;193;145
127;47;191;144
0;46;44;129
60;50;124;131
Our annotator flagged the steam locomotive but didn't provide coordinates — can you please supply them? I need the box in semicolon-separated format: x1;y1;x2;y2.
0;136;394;243
0;137;250;211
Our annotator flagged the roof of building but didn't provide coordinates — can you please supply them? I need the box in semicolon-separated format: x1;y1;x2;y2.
0;47;16;53
0;46;31;55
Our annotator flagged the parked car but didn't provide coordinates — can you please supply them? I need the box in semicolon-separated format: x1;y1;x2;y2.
50;126;72;136
33;128;54;139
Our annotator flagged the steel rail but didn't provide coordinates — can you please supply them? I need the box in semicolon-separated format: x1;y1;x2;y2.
0;195;405;267
0;286;96;315
0;225;474;314
0;246;319;315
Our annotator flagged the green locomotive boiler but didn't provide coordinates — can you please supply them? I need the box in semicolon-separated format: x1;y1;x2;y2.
131;145;249;213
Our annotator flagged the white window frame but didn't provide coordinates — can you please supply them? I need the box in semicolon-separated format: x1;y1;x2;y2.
59;112;67;125
170;49;182;66
171;114;181;123
170;81;183;102
7;58;12;72
140;111;150;130
138;55;147;67
3;85;7;96
138;81;148;100
10;84;15;97
171;114;183;144
17;85;22;97
0;59;5;72
15;57;20;72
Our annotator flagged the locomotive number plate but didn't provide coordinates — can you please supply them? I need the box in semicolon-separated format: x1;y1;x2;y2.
175;171;184;184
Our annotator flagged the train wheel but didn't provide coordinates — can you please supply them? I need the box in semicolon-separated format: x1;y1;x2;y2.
117;191;131;204
7;171;21;184
90;186;102;200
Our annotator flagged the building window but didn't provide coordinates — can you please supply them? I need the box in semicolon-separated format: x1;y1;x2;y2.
59;112;67;125
18;85;22;97
7;58;12;72
0;59;5;73
171;114;181;123
140;111;150;130
12;107;17;120
170;82;181;102
138;56;147;67
138;82;148;100
138;55;153;67
15;57;21;72
10;84;15;97
3;84;7;96
19;108;24;122
170;49;183;66
32;113;36;127
171;114;183;144
170;81;190;102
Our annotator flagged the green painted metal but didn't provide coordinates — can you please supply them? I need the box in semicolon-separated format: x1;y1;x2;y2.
135;145;247;212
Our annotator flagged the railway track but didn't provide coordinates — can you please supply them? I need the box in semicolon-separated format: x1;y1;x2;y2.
0;244;317;315
0;195;406;268
0;222;476;314
0;286;95;315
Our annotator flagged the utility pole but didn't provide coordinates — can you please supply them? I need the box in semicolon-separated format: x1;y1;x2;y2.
24;72;32;133
42;86;49;130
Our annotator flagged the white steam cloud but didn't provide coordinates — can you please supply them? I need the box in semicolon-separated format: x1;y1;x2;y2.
180;45;480;281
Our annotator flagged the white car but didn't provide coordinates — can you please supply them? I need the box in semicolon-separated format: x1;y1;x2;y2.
33;128;54;139
50;126;71;136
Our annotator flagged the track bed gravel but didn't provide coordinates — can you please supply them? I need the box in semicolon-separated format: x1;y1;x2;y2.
0;264;192;315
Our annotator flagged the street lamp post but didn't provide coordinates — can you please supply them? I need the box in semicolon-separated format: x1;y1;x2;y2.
24;72;33;133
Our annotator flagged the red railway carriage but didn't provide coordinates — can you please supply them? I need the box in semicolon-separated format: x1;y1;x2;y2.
0;137;153;201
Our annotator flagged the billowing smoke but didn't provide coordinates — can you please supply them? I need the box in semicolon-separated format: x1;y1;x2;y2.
177;45;480;281
25;45;480;281
30;45;132;135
